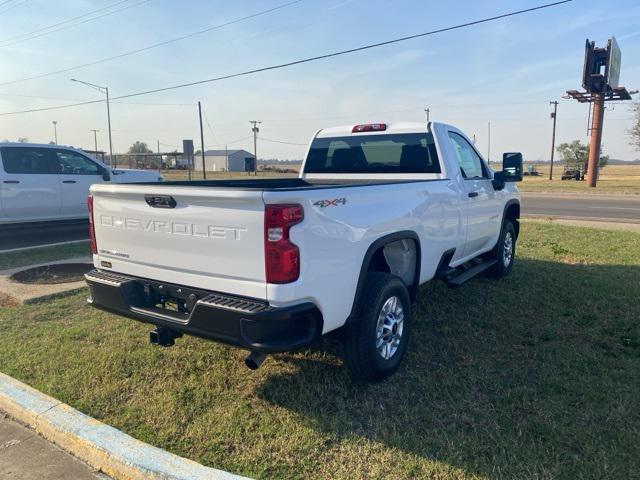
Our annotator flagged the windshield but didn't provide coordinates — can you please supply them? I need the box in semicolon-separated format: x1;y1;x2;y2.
304;132;440;174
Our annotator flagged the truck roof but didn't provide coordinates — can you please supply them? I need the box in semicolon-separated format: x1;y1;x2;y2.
316;121;450;138
0;142;83;151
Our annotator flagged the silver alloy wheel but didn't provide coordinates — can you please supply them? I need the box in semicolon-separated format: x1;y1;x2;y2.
503;231;513;268
375;295;404;360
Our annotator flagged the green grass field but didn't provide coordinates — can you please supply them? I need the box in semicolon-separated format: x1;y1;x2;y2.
0;222;638;479
0;241;90;271
518;164;640;195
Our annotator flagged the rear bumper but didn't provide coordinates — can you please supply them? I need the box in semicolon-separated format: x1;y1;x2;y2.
85;269;322;353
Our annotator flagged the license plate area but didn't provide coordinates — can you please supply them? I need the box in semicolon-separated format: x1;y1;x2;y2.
138;280;210;318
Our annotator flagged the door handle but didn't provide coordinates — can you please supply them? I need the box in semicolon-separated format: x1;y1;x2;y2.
62;180;77;184
468;191;479;198
3;180;19;184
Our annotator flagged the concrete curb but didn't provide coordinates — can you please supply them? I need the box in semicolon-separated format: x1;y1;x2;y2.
0;239;89;255
0;257;92;305
0;372;249;480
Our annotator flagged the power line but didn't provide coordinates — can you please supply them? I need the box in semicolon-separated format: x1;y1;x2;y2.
0;0;29;16
0;0;151;49
259;136;307;146
0;0;303;86
106;1;576;100
0;0;130;45
209;135;253;148
0;0;572;116
0;91;95;101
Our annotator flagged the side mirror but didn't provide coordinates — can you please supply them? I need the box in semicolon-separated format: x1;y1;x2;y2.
101;167;111;181
502;152;523;182
492;171;505;191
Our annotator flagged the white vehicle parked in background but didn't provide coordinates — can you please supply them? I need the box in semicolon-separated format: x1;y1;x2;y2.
0;143;162;224
85;122;522;381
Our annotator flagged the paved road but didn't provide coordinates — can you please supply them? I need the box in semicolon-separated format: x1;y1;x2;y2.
521;192;640;223
0;414;106;479
0;220;88;251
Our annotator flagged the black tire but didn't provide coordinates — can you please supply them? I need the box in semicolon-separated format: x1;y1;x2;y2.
487;220;516;278
342;272;412;381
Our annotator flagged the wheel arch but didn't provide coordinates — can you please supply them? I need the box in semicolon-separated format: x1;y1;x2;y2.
503;199;520;239
346;231;421;324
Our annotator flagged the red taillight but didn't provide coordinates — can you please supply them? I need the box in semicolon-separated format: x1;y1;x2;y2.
352;123;387;133
264;204;303;284
87;195;97;254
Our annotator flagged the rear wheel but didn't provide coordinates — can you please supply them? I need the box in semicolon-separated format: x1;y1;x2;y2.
342;272;412;381
487;220;516;278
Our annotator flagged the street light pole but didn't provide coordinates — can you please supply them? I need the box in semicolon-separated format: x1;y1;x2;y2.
52;121;58;144
105;87;114;167
70;78;114;167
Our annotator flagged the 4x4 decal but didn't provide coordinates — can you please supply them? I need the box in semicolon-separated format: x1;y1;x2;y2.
313;198;347;208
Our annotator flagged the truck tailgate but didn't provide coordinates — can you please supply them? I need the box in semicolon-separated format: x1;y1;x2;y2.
90;184;266;299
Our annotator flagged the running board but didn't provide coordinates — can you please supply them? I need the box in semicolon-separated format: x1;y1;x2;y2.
440;258;497;288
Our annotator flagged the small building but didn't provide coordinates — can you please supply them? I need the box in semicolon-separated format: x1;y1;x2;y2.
203;149;254;172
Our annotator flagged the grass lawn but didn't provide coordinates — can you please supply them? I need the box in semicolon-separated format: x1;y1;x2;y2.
0;242;90;271
0;222;639;479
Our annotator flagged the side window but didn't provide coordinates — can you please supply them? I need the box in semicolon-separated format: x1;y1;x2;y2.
447;132;486;179
54;150;100;175
0;147;52;174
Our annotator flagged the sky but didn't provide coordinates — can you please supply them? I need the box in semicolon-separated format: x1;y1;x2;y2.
0;0;639;161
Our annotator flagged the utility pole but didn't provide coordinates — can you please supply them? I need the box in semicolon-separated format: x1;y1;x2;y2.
225;144;228;173
198;101;206;179
157;140;161;174
472;134;476;144
487;121;491;162
424;107;430;122
52;121;58;144
90;129;99;152
549;101;558;180
250;120;261;175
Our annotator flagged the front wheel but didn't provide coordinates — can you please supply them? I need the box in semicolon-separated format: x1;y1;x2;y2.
487;220;516;278
342;272;412;381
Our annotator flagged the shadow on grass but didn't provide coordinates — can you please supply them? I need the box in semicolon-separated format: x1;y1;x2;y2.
255;259;640;479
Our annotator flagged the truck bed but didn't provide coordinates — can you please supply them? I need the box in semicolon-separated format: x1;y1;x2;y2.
137;178;422;190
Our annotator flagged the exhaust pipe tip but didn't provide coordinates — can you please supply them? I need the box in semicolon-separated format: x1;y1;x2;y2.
245;351;267;370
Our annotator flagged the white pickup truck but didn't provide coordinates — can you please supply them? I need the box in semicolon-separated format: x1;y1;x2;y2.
85;122;522;381
0;143;161;224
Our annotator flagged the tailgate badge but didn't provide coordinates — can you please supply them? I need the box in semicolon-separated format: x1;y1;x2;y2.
313;198;347;208
145;195;177;209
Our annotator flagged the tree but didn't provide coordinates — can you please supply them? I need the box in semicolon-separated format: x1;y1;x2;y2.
128;141;152;154
631;102;640;152
556;140;608;170
127;141;154;168
17;137;28;143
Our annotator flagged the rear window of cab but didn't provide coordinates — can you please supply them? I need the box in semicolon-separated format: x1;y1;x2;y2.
304;132;440;174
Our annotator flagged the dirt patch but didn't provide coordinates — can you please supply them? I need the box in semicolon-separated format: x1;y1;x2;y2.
0;292;19;307
10;263;92;285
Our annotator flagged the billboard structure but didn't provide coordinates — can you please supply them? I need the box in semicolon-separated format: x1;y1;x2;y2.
566;37;636;187
183;139;194;180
